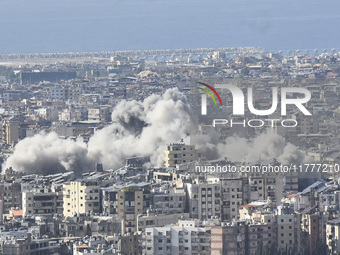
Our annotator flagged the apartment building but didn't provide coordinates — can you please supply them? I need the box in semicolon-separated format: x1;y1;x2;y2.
301;214;320;252
247;170;285;203
88;106;111;122
211;223;246;255
164;142;205;168
0;182;22;215
2;121;19;145
292;112;319;134
221;178;249;220
63;180;100;217
137;211;189;232
326;218;340;254
22;187;63;217
115;183;150;234
277;204;301;250
143;220;210;255
152;188;186;215
186;178;221;220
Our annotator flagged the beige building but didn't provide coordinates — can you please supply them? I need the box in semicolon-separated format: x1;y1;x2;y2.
0;182;22;215
2;121;19;145
164;142;205;168
88;106;111;122
116;185;146;234
326;218;340;254
63;180;100;217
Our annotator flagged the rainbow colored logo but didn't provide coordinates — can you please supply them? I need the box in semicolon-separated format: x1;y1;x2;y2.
197;82;223;106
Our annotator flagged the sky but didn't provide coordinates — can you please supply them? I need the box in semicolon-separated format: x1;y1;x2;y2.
0;0;339;54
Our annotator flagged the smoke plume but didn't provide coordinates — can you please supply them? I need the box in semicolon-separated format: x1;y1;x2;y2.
3;132;89;175
215;131;307;165
2;88;191;174
2;88;307;175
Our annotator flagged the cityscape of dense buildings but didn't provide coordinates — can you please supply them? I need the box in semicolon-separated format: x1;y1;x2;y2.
0;47;339;254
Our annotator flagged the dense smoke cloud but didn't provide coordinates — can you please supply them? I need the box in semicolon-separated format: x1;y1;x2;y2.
2;88;307;175
3;132;89;175
87;89;191;169
2;88;191;174
216;131;307;165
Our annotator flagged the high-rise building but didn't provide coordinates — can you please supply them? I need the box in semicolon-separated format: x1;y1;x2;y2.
2;121;19;145
63;180;100;217
164;142;205;168
186;178;221;220
115;183;150;234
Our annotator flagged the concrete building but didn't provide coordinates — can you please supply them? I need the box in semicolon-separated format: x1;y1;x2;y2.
50;87;66;101
164;142;205;168
115;183;150;234
143;220;210;255
221;178;249;220
186;178;221;220
0;182;22;215
277;204;301;250
152;188;186;215
211;223;246;255
2;121;19;145
137;211;189;232
292;112;319;134
0;232;55;255
326;218;340;254
63;180;100;217
301;214;320;253
88;107;111;122
22;187;63;217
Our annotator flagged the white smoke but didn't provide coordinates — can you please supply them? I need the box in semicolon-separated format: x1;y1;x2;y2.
87;88;190;169
2;88;306;175
216;130;307;165
2;88;191;174
3;132;89;175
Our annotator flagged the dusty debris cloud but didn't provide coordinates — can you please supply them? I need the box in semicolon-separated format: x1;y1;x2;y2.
215;131;307;165
2;89;306;175
2;132;89;175
2;88;191;174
